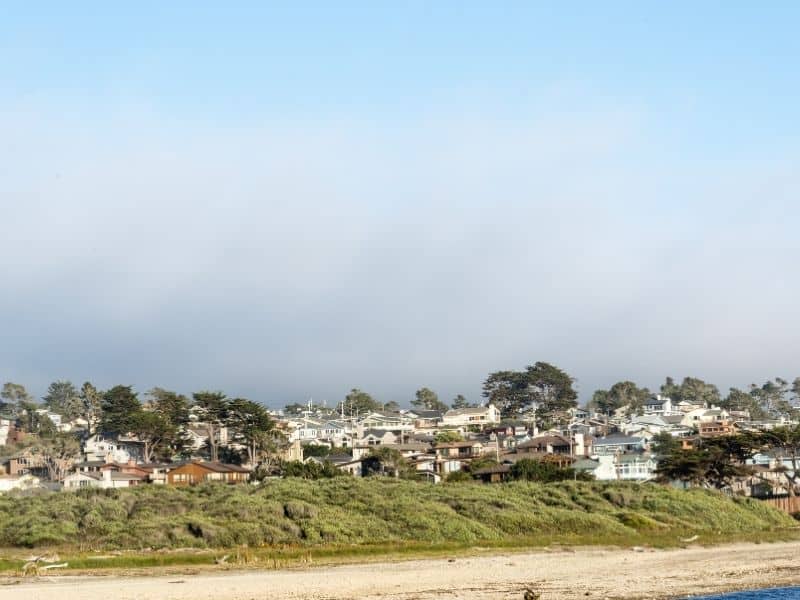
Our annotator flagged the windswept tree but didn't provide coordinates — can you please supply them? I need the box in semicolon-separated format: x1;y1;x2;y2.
227;398;276;466
524;362;578;427
412;387;448;412
79;382;103;433
33;431;81;481
451;394;473;410
655;435;757;490
661;376;720;407
100;385;141;435
720;387;767;420
751;426;800;496
130;411;173;463
751;378;791;416
336;388;381;418
590;382;650;416
192;391;229;462
1;382;32;416
43;380;82;420
482;370;529;416
483;363;578;425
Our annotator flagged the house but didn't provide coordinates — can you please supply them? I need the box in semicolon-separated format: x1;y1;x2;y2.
166;461;250;486
434;441;484;459
473;463;512;483
699;419;734;438
356;429;398;446
62;469;144;490
591;434;646;456
614;454;657;481
442;405;500;428
406;410;443;429
572;458;615;480
358;412;414;432
643;395;674;416
83;434;131;463
681;408;731;429
517;434;572;456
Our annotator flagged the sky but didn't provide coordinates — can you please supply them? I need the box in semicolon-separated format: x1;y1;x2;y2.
1;2;799;408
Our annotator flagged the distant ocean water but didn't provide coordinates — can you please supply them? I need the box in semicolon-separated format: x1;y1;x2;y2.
692;588;800;599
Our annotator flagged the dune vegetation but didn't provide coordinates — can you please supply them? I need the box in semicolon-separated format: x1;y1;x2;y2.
0;479;794;557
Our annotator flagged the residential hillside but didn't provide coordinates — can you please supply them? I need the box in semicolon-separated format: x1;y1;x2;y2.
0;479;792;550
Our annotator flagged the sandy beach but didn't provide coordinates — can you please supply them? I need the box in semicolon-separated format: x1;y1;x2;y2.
2;541;799;600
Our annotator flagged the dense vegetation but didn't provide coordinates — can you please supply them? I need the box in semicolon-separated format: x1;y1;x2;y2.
0;479;792;551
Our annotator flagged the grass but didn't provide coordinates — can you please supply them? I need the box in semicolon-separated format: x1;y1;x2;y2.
0;479;796;574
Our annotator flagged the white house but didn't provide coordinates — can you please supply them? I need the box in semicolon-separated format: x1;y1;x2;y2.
83;434;131;463
442;404;500;428
62;469;143;490
643;395;674;416
0;474;40;493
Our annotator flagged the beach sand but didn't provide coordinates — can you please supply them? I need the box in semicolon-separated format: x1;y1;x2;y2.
3;541;799;600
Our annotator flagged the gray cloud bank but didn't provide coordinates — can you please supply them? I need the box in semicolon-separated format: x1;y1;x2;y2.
1;106;798;406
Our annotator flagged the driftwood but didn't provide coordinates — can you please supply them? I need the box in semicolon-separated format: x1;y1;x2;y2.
21;555;67;577
680;535;700;543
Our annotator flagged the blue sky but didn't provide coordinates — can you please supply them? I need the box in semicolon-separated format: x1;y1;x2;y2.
1;3;798;407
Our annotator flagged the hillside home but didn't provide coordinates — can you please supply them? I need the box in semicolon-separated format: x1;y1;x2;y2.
434;441;484;459
166;461;250;486
441;404;500;428
592;434;646;456
62;469;144;490
643;395;674;416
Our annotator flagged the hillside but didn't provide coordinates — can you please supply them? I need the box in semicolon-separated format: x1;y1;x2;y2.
0;479;793;551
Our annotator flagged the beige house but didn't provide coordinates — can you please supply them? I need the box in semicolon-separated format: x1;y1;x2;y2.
442;404;500;428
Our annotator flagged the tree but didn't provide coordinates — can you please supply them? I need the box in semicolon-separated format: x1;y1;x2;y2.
283;403;306;416
483;363;577;425
227;398;276;466
509;458;587;483
383;400;400;412
130;411;172;463
720;387;767;420
100;385;141;435
361;446;415;478
655;435;757;490
589;389;613;416
43;380;82;420
609;381;650;415
412;387;448;412
651;431;681;456
678;377;720;407
33;431;81;481
751;426;800;496
451;394;473;410
482;370;529;417
592;381;650;416
1;382;32;416
524;362;578;427
192;391;230;462
660;376;681;400
79;382;103;433
751;378;791;416
336;388;381;418
435;430;463;443
147;388;190;426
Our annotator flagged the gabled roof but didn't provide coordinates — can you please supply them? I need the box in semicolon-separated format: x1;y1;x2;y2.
171;461;250;473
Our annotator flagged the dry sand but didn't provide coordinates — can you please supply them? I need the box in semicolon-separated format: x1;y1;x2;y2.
3;542;800;600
